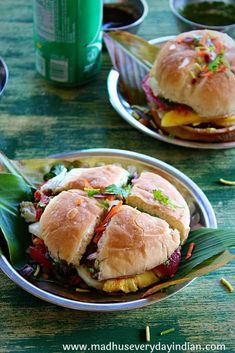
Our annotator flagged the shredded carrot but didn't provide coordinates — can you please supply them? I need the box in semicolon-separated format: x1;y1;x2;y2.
93;233;102;244
32;237;44;246
185;242;196;260
80;178;92;189
94;225;106;233
177;37;183;44
100;201;122;226
93;201;123;244
105;195;115;201
139;117;149;126
42;272;49;280
215;40;223;54
197;50;206;57
76;198;82;206
199;32;208;46
201;71;213;78
217;65;227;73
202;65;209;72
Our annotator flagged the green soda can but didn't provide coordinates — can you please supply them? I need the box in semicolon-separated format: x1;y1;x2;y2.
33;0;103;86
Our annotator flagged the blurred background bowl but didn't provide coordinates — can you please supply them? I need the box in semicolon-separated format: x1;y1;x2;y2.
0;58;8;97
169;0;235;38
103;0;148;34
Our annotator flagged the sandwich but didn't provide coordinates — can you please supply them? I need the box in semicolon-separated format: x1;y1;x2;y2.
143;30;235;142
20;164;190;293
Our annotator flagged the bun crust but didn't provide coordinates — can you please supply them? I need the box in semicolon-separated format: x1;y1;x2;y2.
150;30;235;118
127;172;190;243
42;165;129;194
96;205;180;280
40;190;105;265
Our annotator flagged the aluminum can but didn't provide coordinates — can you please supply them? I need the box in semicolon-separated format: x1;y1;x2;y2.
33;0;103;85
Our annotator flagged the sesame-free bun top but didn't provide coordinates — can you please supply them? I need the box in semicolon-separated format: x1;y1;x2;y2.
96;205;180;280
40;190;105;266
149;30;235;118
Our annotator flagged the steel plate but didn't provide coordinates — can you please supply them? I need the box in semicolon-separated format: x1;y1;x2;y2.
107;36;235;149
0;149;217;311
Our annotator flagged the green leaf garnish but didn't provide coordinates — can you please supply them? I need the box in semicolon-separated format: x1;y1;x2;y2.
87;267;95;273
208;54;227;72
0;174;33;266
104;184;132;199
152;189;182;210
99;200;110;209
43;164;67;181
84;188;101;197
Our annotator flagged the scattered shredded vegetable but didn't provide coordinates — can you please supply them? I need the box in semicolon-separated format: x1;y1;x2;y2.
93;201;123;244
33;264;40;277
160;328;175;336
220;277;234;292
76;288;91;293
185;242;196;260
219;178;235;186
146;326;151;342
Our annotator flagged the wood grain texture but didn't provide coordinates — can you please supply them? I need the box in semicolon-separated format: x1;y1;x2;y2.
0;0;234;352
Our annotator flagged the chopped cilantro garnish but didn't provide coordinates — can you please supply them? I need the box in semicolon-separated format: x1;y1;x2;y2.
87;267;95;273
208;54;225;72
84;188;101;197
104;184;132;199
153;189;171;206
193;35;201;45
152;189;183;211
99;199;110;209
43;164;67;181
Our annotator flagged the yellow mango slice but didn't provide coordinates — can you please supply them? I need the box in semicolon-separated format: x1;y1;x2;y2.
103;271;158;293
161;110;235;127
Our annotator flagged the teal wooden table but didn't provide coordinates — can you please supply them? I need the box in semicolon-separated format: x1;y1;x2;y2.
0;1;234;352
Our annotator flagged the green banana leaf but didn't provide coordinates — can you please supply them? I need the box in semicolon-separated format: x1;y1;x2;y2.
104;31;160;71
143;250;235;297
0;173;33;266
143;227;235;297
104;31;161;104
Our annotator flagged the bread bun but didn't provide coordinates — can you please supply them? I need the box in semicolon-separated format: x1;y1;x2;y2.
149;30;235;119
127;172;190;243
42;164;129;194
40;190;105;265
150;106;235;142
96;205;180;280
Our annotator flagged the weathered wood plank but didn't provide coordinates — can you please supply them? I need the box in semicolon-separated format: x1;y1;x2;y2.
0;0;234;352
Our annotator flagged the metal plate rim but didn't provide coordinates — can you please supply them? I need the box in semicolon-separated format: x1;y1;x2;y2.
0;57;9;97
107;36;235;150
0;148;217;311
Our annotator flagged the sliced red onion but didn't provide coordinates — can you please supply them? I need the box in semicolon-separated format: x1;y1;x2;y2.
86;252;97;261
93;194;106;199
133;171;139;179
19;264;35;277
